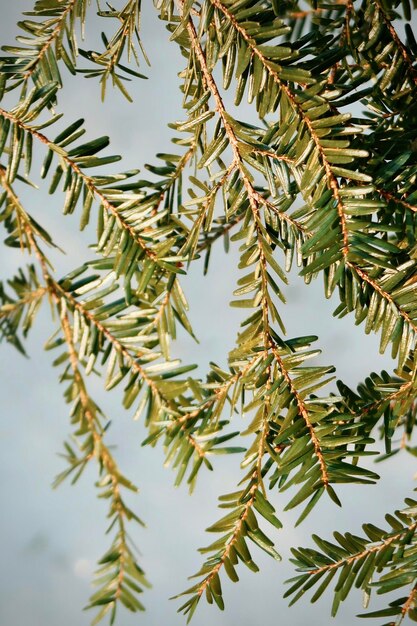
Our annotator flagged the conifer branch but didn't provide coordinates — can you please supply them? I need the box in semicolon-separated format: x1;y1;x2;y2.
287;503;417;618
60;308;149;622
302;521;417;578
0;284;47;316
377;188;417;213
0;106;158;262
194;473;258;596
373;0;417;89
3;1;417;623
207;0;351;256
23;0;78;83
179;7;306;234
270;343;329;487
0;164;55;252
1;169;211;470
352;264;417;335
183;4;330;489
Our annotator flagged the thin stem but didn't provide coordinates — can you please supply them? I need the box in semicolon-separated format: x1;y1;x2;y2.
0;165;48;252
377;188;417;213
60;308;130;599
395;583;417;625
270;343;329;486
197;472;258;598
328;0;354;84
150;144;196;217
352;264;417;334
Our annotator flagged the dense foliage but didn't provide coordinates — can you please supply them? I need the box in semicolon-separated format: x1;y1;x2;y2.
1;0;417;624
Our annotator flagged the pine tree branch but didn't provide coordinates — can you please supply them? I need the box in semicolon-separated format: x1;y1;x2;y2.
0;285;47;317
183;3;330;489
270;343;329;487
3;2;417;623
296;521;417;578
248;147;296;166
11;207;148;617
207;0;351;257
0;106;158;262
0;263;45;354
182;4;284;492
95;0;140;74
23;0;78;83
353;264;417;334
60;307;148;621
287;502;417;617
2;171;209;464
203;1;417;370
373;0;417;89
178;7;305;234
194;472;258;598
150;144;196;216
0;164;55;252
80;0;149;99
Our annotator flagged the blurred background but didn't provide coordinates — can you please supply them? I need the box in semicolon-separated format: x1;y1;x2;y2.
0;3;416;626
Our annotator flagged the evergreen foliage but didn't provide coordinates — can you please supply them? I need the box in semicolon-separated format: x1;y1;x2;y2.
1;0;417;623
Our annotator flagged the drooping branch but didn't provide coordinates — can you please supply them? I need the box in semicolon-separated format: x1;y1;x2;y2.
183;5;330;489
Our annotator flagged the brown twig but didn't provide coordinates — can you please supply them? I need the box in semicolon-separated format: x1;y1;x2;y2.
270;343;329;486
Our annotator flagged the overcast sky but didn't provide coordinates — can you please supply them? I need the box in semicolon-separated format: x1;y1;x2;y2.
0;3;416;626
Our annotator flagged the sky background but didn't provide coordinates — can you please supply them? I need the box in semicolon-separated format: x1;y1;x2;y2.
0;2;416;626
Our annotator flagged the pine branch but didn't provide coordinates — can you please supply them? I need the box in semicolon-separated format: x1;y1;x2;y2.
377;188;417;214
1;165;227;491
176;457;282;621
0;265;46;354
0;163;56;252
182;1;365;500
24;0;78;83
8;212;150;623
352;264;417;335
3;1;417;624
270;343;329;486
0;0;87;92
336;362;417;457
59;308;150;623
0;106;158;262
286;499;417;619
372;0;417;90
78;0;149;100
191;0;417;372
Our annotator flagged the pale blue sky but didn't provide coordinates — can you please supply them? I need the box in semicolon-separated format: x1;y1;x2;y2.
0;3;415;626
